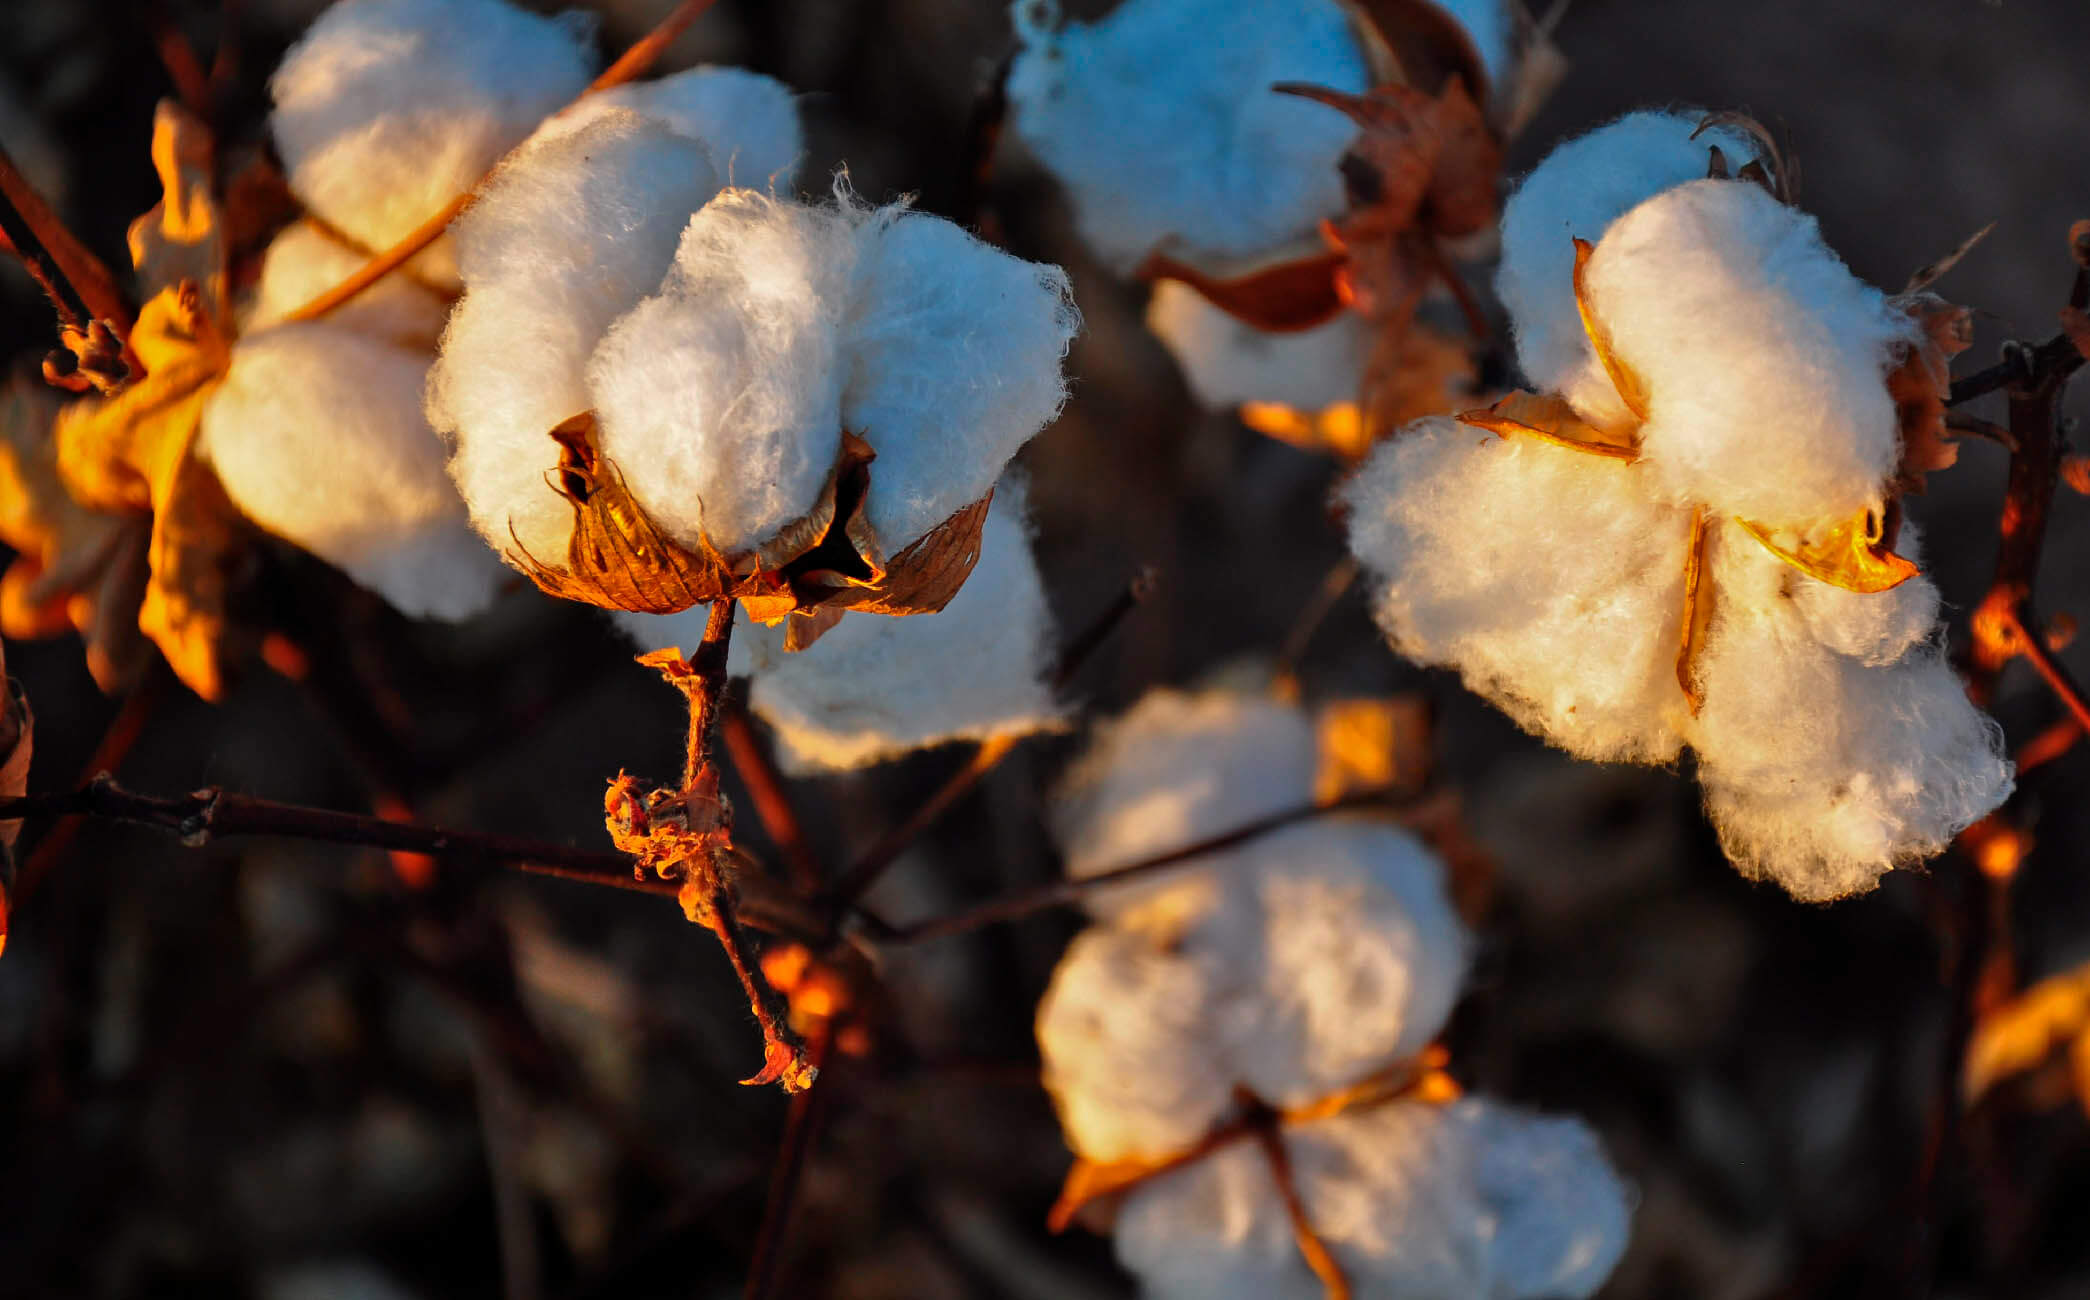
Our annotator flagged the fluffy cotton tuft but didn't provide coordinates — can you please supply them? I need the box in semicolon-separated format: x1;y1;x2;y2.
532;66;803;189
1340;415;1691;765
430;112;722;561
1586;180;1913;527
1111;1096;1627;1299
1146;279;1368;413
1051;686;1318;925
200;322;508;620
1006;0;1369;269
268;0;595;282
1496;110;1755;413
619;485;1065;771
242;222;452;347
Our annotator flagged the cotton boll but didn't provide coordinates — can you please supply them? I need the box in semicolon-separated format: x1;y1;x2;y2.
431;112;721;562
1213;821;1469;1111
1053;687;1318;925
588;189;853;555
1730;517;1938;666
242;222;452;347
724;489;1067;772
532;67;803;189
1037;926;1239;1164
1342;416;1691;763
200;323;508;621
1113;1138;1328;1300
269;0;595;281
844;209;1080;547
1006;0;1369;270
1146;279;1367;413
1496;110;1754;419
1463;1102;1632;1300
1687;533;2011;899
1586;180;1914;527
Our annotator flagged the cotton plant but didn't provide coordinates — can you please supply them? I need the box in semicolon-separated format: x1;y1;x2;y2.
616;476;1070;774
1036;685;1631;1299
1007;0;1551;456
1341;110;2012;900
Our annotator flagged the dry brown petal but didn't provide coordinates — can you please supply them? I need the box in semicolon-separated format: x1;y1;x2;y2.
1456;390;1638;459
128;100;226;311
1676;508;1714;716
1343;0;1489;104
137;442;256;701
1139;249;1348;334
1887;291;1974;495
1734;508;1921;595
1571;237;1651;424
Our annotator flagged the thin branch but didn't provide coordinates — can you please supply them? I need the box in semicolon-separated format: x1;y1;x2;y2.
0;144;140;380
10;664;168;910
868;786;1425;945
820;569;1159;924
743;1030;837;1300
284;0;721;325
723;708;825;893
1274;555;1359;683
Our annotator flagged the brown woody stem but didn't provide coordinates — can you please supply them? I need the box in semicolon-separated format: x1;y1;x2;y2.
0;144;140;372
724;707;825;893
685;598;736;786
1252;1122;1353;1300
743;1027;837;1300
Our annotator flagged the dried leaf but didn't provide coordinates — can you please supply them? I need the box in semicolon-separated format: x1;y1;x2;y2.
1314;695;1431;802
1139;249;1347;334
1887;292;1974;494
1571;237;1650;422
1965;959;2090;1105
127;101;225;312
1343;0;1490;104
1903;223;1993;295
1734;508;1921;594
1676;508;1713;715
1455;389;1638;459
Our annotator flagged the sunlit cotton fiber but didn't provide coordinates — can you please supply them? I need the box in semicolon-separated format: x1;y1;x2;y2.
241;221;451;348
1006;0;1369;270
200;322;508;621
1145;279;1368;414
268;0;595;285
532;65;803;189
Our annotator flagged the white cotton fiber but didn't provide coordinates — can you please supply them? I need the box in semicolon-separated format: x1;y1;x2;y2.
242;222;452;348
1585;180;1914;527
1685;528;2011;900
268;0;595;282
844;207;1080;547
532;66;803;189
589;191;853;555
695;487;1065;772
1036;925;1238;1163
1006;0;1369;269
1051;686;1319;925
1146;279;1367;413
429;112;721;562
1341;415;1691;764
1496;110;1755;420
1114;1100;1629;1299
1212;821;1469;1111
200;322;508;621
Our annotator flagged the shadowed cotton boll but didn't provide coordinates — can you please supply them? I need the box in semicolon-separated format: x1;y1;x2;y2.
268;0;595;284
1113;1101;1627;1299
200;323;508;621
429;112;722;561
242;222;452;347
1145;280;1368;413
1051;687;1318;925
1340;415;1691;764
1496;110;1755;423
1006;0;1368;270
1584;180;1914;528
532;66;803;188
1036;925;1237;1163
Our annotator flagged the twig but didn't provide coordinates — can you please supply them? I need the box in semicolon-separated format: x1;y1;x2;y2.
145;0;216;120
866;786;1426;945
10;664;169;910
723;708;825;893
0;144;140;377
743;1029;837;1300
284;0;721;325
820;569;1159;925
1274;555;1359;684
1252;1123;1352;1300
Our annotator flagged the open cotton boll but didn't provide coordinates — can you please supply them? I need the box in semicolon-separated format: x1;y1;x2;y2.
1037;926;1239;1164
1006;0;1369;270
1341;415;1691;763
531;66;803;189
242;222;452;347
1053;687;1317;924
707;489;1066;772
1496;110;1755;419
844;208;1080;547
1686;533;2011;900
588;190;853;555
200;323;508;621
1146;279;1367;413
268;0;595;283
1466;1102;1634;1300
1212;821;1469;1111
1586;180;1913;527
430;112;721;562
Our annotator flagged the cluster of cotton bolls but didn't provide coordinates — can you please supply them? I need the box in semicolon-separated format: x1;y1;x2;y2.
1036;684;1631;1299
1341;110;2013;900
616;476;1069;774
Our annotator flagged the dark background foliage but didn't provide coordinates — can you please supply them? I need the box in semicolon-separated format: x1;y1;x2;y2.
0;1;2086;1296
